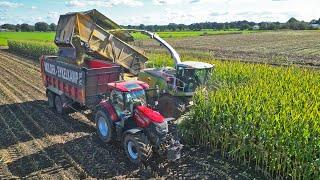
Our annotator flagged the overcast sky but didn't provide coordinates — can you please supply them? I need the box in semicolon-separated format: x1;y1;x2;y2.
0;0;319;25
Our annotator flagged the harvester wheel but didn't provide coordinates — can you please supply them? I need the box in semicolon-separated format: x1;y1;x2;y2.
47;91;55;108
54;95;66;114
158;95;183;118
95;110;116;143
124;133;152;164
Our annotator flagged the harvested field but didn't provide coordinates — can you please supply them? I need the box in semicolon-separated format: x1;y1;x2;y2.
0;50;264;179
137;30;320;67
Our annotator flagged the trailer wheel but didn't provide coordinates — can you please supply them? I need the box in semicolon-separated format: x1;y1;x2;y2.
158;95;183;118
124;133;152;164
47;91;55;108
95;110;115;143
54;95;66;114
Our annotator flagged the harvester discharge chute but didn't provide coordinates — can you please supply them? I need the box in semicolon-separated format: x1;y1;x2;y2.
55;9;148;75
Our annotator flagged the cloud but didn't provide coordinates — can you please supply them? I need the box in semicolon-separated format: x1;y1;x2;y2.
65;0;86;7
153;0;183;5
65;0;143;8
0;1;23;8
210;12;229;16
47;12;60;22
31;6;37;9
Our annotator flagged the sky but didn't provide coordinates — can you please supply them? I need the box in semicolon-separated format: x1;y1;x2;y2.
0;0;319;25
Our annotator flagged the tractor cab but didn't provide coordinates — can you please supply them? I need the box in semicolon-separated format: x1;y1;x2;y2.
107;80;149;118
175;61;214;92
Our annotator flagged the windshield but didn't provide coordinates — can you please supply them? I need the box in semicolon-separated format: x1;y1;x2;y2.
179;68;211;92
194;68;211;84
125;90;147;108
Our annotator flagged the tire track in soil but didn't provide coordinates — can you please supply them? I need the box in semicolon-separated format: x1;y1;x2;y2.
0;50;40;72
0;51;265;179
0;113;26;179
0;72;87;179
0;79;83;179
0;56;44;93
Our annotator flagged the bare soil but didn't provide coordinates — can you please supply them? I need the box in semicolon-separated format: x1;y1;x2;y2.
137;30;320;67
0;50;265;179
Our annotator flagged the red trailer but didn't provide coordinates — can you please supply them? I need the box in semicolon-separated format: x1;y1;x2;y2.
40;56;182;164
40;56;121;111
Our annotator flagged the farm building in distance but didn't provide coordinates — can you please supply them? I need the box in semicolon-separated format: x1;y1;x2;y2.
253;25;260;30
310;24;320;29
0;28;8;32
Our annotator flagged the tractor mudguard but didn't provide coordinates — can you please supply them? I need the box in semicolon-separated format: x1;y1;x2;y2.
122;128;143;140
96;100;119;122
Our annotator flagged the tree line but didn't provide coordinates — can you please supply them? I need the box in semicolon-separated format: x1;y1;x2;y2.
1;17;320;32
1;22;56;32
125;18;320;31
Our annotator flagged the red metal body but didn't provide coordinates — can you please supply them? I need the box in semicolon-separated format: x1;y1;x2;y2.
40;56;121;108
133;106;164;127
107;80;149;92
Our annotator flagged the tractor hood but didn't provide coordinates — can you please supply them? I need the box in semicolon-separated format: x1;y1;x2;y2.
135;106;165;124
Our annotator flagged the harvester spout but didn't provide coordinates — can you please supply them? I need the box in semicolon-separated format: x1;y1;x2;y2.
109;29;182;66
141;31;182;65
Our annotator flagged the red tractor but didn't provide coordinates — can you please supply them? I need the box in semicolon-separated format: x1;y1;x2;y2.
95;80;182;163
40;57;182;164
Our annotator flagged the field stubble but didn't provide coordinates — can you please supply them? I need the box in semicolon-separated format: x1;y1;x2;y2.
135;30;320;67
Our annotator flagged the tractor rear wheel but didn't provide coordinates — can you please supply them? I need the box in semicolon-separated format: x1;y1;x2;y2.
54;95;66;114
124;133;152;164
158;95;183;118
47;91;55;108
95;110;116;143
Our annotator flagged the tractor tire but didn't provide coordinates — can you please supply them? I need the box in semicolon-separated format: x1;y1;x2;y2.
158;95;183;118
54;95;66;114
124;133;152;164
47;91;55;108
95;110;116;143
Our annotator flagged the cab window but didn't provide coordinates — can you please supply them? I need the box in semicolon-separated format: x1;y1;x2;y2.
110;90;124;115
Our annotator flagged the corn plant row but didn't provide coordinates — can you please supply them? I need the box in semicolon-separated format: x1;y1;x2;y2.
180;60;320;179
7;40;58;59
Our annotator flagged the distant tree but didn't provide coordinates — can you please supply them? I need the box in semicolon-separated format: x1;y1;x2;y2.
21;23;32;32
49;23;56;31
139;24;145;30
35;22;49;31
1;24;16;31
310;19;318;24
240;24;250;30
15;24;21;31
168;23;177;31
287;17;299;24
30;25;35;31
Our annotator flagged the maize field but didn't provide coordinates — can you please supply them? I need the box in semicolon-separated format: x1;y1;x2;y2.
7;40;58;59
180;60;320;179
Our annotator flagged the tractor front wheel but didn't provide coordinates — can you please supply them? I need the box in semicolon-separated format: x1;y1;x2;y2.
95;110;115;143
124;133;152;164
